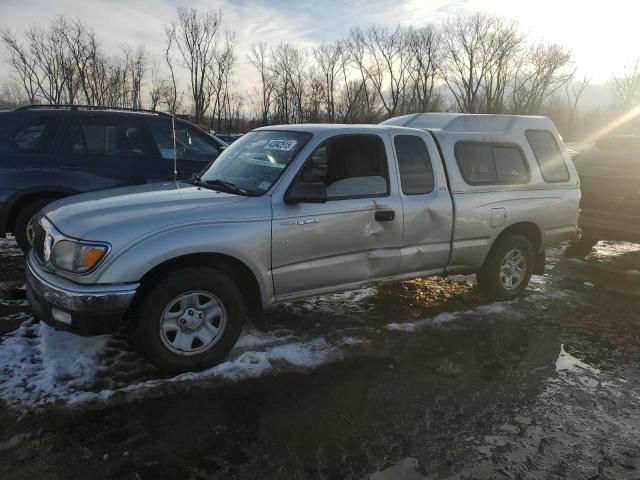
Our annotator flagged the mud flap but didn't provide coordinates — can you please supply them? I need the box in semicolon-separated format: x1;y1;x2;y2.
533;250;546;275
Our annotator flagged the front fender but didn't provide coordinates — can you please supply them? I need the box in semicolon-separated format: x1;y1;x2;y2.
93;220;273;306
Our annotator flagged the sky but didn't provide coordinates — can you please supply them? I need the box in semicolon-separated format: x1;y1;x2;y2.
0;0;638;105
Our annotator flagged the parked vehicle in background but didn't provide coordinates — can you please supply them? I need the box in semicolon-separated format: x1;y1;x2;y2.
566;135;640;258
26;113;580;372
0;105;226;252
214;133;243;144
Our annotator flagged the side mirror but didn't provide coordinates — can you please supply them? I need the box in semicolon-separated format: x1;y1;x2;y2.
285;182;327;204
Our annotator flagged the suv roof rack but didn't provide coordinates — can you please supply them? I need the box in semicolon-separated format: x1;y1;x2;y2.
14;104;173;118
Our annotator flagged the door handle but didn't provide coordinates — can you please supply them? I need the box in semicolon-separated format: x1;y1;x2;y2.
375;210;395;222
60;164;79;171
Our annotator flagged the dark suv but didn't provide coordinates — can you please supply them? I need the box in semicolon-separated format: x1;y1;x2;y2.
0;106;226;251
566;135;640;258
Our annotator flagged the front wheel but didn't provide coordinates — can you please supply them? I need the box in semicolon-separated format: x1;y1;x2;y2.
132;267;245;373
477;234;534;301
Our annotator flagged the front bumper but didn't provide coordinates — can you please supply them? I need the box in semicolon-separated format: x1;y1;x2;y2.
25;251;139;336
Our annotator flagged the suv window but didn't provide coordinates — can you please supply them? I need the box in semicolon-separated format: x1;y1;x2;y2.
61;116;155;157
526;130;570;182
394;135;434;194
150;119;221;162
11;118;58;153
297;135;389;200
455;142;529;185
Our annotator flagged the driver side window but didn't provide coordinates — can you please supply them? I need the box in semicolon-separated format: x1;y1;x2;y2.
297;135;389;200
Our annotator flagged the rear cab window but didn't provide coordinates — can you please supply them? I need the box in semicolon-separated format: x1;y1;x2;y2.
455;141;529;186
394;135;435;195
526;130;570;183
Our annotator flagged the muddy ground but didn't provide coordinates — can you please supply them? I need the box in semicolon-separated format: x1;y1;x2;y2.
1;236;640;479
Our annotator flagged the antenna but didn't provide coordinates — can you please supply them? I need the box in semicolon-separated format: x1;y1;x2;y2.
171;115;178;180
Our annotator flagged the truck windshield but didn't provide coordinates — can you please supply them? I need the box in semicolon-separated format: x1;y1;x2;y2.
200;130;312;195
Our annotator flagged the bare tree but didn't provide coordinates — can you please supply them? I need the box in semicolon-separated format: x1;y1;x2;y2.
0;79;30;107
611;59;640;112
148;57;166;111
405;26;442;112
478;19;523;113
25;23;68;104
440;14;506;113
126;45;146;109
209;30;236;131
349;26;412;118
0;29;40;103
511;43;574;114
163;26;180;114
57;18;99;104
166;7;221;122
314;41;344;122
564;75;591;140
346;30;379;121
269;43;308;124
248;42;274;125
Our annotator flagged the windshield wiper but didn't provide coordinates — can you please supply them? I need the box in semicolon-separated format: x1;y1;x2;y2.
191;174;248;196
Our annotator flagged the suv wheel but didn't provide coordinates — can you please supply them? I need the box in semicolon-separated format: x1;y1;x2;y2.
132;267;245;373
14;198;56;253
477;234;534;301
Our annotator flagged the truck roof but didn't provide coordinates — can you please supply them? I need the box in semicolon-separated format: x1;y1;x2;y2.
256;113;557;136
255;123;395;133
381;112;555;134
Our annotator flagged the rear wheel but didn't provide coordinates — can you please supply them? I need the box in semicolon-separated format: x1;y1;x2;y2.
477;234;534;301
14;198;56;253
132;267;245;373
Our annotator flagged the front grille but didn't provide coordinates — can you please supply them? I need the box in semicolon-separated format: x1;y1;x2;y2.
33;220;46;262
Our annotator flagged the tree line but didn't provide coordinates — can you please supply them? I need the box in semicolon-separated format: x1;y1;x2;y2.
2;8;639;140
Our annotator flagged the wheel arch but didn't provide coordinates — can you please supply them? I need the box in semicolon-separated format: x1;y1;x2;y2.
132;252;266;331
6;187;77;233
484;221;544;273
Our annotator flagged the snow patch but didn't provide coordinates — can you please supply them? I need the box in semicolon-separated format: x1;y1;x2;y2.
385;322;418;332
0;319;345;406
555;344;600;374
384;302;509;333
0;320;109;405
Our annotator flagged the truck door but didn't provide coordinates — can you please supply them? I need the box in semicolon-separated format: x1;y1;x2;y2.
271;133;403;299
392;132;453;274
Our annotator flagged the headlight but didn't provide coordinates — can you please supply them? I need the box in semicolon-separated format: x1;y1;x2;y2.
50;239;109;273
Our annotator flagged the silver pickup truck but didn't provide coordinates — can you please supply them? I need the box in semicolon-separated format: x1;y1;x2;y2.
26;113;580;372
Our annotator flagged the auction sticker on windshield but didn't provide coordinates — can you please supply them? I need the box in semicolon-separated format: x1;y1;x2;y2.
266;139;297;151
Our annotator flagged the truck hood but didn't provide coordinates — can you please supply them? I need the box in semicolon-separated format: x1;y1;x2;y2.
44;181;250;240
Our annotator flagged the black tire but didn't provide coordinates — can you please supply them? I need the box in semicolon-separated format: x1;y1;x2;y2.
564;234;598;259
132;267;245;373
477;234;534;301
14;198;56;253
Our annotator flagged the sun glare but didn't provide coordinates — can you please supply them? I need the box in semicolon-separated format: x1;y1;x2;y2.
579;103;640;146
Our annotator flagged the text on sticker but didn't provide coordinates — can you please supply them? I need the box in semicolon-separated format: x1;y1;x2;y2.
266;139;297;151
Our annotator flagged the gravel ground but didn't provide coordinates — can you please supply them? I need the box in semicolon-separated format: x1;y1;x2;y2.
1;236;640;479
